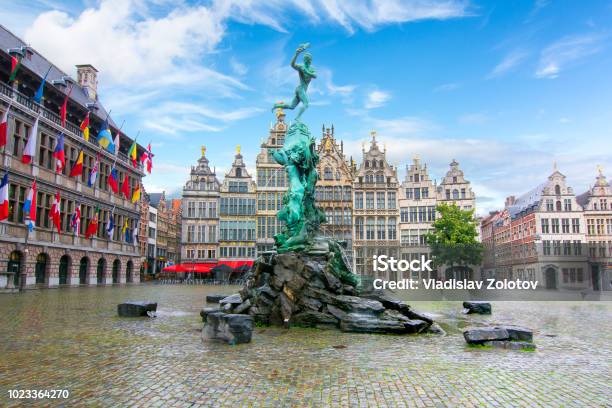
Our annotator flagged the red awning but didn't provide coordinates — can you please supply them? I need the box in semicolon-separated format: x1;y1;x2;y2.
162;261;254;274
162;264;186;273
182;263;216;273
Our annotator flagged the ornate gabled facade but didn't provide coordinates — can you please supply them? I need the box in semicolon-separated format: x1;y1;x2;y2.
219;146;257;260
352;132;399;278
181;147;220;263
437;159;475;211
576;168;612;290
255;109;288;254
398;156;438;279
316;125;355;259
482;166;591;290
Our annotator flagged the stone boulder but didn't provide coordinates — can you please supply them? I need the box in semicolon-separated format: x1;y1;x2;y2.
463;327;509;344
206;294;228;303
463;301;492;314
203;312;253;345
117;301;157;317
200;307;222;323
233;246;435;335
494;325;533;342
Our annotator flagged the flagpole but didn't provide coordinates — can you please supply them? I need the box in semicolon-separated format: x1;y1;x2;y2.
20;175;36;292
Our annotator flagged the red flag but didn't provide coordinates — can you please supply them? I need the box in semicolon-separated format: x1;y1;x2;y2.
121;174;130;199
49;191;61;234
69;150;83;177
85;208;99;239
0;102;10;148
140;143;153;173
60;86;72;127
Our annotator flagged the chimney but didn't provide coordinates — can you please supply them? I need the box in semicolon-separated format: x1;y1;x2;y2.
505;195;516;207
76;64;98;100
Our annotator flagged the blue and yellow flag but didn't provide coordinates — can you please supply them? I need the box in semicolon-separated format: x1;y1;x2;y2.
97;118;115;151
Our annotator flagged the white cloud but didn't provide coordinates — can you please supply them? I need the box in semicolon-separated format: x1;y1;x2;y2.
488;49;528;78
230;57;249;76
365;90;391;109
535;34;605;79
369;116;436;135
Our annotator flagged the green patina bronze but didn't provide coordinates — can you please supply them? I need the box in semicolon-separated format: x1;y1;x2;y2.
270;43;358;287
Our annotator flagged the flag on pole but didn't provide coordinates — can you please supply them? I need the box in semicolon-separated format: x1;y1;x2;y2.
106;212;115;239
131;183;141;204
128;140;137;167
122;219;129;242
59;87;72;127
108;167;119;193
33;67;51;104
113;132;120;156
121;174;130;199
22;115;39;164
69;150;84;177
52;133;65;173
70;203;81;236
0;102;10;148
0;173;9;221
85;207;99;239
9;55;21;82
23;179;37;232
49;191;61;234
140;143;153;173
79;111;90;141
133;219;139;246
88;153;99;187
97;118;114;151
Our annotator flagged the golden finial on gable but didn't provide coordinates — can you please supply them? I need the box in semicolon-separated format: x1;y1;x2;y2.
201;146;206;156
236;145;241;154
325;137;332;151
597;164;603;175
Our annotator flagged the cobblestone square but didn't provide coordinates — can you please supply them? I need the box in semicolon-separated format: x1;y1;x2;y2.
0;285;610;407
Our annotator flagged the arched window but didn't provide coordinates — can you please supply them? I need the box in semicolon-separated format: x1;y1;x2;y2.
97;258;106;284
112;259;121;284
379;160;384;168
59;255;71;285
35;253;48;285
452;189;459;199
555;184;561;195
79;257;89;285
556;200;562;211
7;251;22;288
236;168;242;177
335;170;341;180
366;217;375;240
325;186;333;201
126;260;134;283
333;186;341;201
365;161;370;168
334;208;342;225
372;160;377;168
377;217;386;240
414;174;420;182
324;167;333;180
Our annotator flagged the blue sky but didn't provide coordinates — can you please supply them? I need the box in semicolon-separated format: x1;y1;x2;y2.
3;0;612;214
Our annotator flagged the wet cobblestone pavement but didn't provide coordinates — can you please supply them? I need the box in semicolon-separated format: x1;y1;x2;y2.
0;285;610;407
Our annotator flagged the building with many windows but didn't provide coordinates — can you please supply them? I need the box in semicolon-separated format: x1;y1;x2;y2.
398;156;438;280
0;25;144;290
255;109;288;253
576;168;612;290
481;166;590;290
219;146;257;261
181;147;220;263
352;132;399;278
316;125;354;259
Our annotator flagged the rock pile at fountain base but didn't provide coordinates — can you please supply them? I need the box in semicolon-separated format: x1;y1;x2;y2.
221;246;436;335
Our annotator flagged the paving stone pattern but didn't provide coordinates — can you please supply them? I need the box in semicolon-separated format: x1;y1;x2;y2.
0;285;610;407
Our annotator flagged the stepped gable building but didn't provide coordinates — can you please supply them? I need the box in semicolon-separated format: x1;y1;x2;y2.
219;146;257;261
576;168;612;290
0;25;145;290
398;156;438;279
352;131;399;278
181;147;220;264
481;165;590;290
255;109;288;254
437;159;475;211
316;124;355;257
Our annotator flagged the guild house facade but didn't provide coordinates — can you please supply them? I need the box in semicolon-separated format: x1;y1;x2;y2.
0;26;146;290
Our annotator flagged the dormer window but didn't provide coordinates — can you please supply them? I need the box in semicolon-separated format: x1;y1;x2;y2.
555;185;561;195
